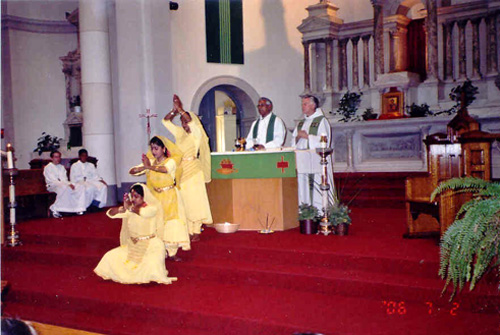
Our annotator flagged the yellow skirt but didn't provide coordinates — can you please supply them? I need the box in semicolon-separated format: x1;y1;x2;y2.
94;237;177;285
180;171;213;228
153;187;190;250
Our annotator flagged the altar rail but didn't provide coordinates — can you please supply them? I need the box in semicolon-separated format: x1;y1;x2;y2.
329;115;500;177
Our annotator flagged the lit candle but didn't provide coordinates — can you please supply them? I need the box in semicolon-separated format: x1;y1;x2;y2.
6;143;14;169
319;133;327;149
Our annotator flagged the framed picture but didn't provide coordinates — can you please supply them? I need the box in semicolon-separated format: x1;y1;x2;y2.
380;90;404;119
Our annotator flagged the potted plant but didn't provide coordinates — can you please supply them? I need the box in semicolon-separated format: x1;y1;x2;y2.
328;204;352;236
431;177;500;300
34;132;61;156
298;203;319;235
406;103;433;118
434;80;479;116
330;91;363;122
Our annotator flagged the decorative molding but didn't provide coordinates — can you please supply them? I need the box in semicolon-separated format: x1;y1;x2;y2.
1;15;77;34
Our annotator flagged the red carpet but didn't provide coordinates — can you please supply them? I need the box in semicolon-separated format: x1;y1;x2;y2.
2;207;499;335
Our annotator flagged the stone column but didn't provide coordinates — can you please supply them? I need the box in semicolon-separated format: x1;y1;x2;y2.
426;0;439;80
79;0;117;205
372;1;385;78
351;36;360;90
443;21;454;80
303;41;311;94
362;35;371;88
486;14;498;75
457;20;468;79
471;18;482;78
338;38;348;90
325;39;333;92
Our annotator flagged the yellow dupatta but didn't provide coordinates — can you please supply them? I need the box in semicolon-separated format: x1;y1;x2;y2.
187;112;211;183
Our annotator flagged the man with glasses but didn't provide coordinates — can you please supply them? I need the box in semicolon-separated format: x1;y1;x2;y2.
245;97;287;150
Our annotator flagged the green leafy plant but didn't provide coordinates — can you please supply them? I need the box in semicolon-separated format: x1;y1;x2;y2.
431;177;500;299
327;204;352;226
435;80;479;116
34;132;61;155
331;91;363;122
298;203;319;221
406;103;433;118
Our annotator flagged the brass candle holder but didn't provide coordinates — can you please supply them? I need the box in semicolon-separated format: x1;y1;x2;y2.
316;143;334;236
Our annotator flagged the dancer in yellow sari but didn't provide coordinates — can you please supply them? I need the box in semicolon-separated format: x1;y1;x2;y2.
163;94;213;241
94;183;177;284
129;136;190;260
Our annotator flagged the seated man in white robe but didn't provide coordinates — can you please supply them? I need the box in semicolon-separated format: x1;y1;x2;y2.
245;97;287;150
70;149;108;209
43;150;87;218
292;95;333;210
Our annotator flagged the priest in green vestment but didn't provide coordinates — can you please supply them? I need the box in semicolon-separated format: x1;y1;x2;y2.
292;95;332;210
245;97;287;150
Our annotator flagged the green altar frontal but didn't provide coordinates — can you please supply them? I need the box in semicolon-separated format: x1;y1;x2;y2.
211;150;296;179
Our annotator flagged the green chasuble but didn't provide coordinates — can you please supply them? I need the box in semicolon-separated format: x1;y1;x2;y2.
297;115;324;136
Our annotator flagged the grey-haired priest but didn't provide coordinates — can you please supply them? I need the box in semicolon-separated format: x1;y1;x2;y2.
292;95;332;210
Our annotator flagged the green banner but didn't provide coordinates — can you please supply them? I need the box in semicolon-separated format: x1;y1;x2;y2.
211;151;296;179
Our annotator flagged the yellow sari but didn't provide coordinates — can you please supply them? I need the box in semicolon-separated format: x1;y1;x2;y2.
94;183;177;284
162;114;213;235
130;136;190;256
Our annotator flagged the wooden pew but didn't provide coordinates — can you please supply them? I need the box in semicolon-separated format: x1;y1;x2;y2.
2;169;55;219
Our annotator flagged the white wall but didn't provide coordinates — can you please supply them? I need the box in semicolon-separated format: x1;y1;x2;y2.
3;0;78;168
9;29;77;168
168;0;315;137
5;0;78;21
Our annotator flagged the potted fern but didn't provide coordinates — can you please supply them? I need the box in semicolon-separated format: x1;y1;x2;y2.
298;203;319;235
431;177;500;299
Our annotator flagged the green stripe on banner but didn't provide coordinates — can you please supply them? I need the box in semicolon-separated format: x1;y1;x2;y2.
205;0;243;64
211;152;296;179
219;0;231;63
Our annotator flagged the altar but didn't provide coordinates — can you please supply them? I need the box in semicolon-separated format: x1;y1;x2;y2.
207;149;298;231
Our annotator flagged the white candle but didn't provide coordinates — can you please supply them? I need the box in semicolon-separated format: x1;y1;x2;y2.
9;185;15;203
6;143;14;169
10;208;16;224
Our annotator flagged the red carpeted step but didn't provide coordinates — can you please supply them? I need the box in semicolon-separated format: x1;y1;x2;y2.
4;302;215;335
167;257;500;314
3;231;441;281
3;262;499;335
3;243;498;315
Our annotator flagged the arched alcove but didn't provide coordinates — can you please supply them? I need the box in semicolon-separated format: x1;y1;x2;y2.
191;76;259;151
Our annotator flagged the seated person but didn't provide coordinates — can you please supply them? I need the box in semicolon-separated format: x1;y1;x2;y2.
70;149;108;209
245;97;287;150
43;150;86;218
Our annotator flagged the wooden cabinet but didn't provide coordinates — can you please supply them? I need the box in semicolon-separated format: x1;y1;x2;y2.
405;109;498;237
